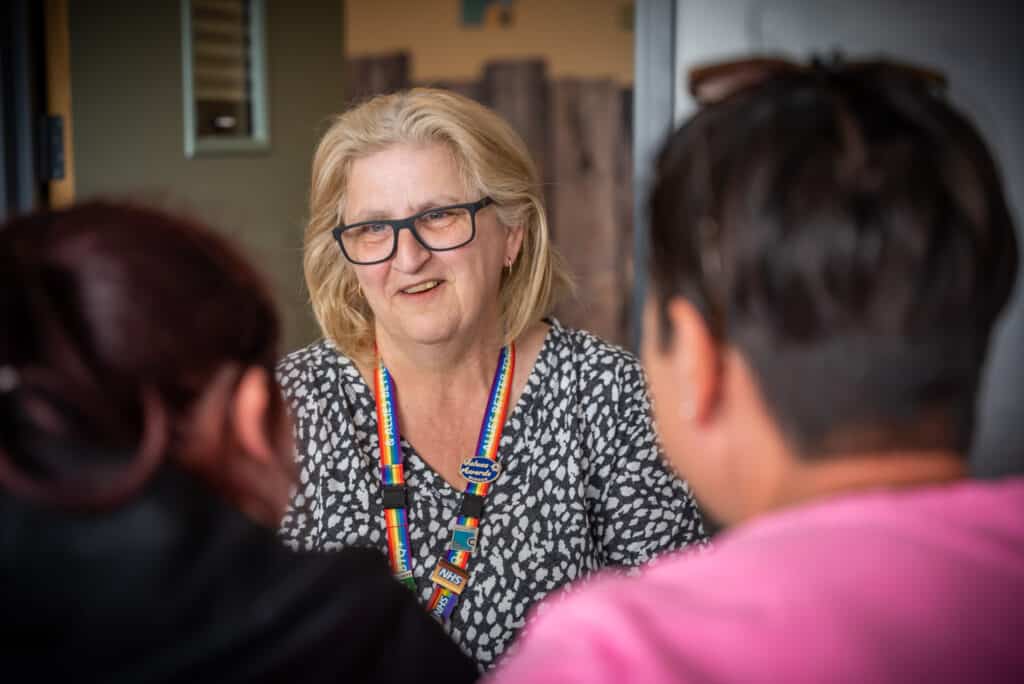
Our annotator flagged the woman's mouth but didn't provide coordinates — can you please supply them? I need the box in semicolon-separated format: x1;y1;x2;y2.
400;279;443;295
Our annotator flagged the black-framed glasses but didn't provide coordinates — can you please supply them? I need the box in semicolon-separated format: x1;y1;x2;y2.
332;197;494;265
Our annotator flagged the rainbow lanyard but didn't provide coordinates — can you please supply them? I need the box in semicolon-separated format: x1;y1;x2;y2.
374;344;515;622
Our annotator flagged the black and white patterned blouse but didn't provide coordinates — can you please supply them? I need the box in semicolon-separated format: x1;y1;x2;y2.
277;319;706;668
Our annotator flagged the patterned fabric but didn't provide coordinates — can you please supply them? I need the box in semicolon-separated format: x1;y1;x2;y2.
277;319;706;668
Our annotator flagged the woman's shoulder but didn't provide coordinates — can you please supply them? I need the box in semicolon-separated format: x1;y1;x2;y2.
234;541;478;681
545;318;645;385
278;337;346;373
276;338;361;402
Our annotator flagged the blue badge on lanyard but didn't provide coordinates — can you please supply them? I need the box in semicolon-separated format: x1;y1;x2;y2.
450;524;479;553
459;456;502;484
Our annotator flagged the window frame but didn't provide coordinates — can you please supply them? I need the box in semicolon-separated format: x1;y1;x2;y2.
180;0;270;158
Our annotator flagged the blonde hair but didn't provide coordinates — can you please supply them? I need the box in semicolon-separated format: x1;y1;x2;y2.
305;88;572;362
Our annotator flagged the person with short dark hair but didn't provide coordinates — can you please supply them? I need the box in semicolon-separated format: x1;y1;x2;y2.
0;202;478;683
490;57;1024;682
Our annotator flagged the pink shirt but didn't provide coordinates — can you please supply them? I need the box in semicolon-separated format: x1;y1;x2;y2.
490;477;1024;683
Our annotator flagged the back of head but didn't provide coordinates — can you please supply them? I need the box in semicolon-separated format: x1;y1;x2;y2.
0;201;283;510
649;59;1018;458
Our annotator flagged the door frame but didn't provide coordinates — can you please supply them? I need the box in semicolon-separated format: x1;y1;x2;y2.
630;0;677;352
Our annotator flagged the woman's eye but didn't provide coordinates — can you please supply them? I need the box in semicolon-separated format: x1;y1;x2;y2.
347;223;390;239
424;210;451;222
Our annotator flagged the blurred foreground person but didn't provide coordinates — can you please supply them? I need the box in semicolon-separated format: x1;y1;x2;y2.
491;57;1024;682
0;202;477;683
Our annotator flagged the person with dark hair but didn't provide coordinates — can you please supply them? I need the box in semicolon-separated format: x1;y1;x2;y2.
490;57;1024;682
0;202;478;683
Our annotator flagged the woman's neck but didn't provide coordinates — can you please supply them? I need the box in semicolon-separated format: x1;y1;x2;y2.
368;323;512;486
373;324;506;401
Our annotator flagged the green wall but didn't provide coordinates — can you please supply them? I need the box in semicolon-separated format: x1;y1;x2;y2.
69;0;345;352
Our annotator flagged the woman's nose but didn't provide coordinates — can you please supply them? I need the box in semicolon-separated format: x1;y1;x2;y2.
391;226;431;272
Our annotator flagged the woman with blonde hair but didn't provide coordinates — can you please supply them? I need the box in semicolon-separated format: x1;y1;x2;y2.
278;88;705;668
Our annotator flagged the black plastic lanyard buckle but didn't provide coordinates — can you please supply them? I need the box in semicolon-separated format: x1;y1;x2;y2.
382;484;408;510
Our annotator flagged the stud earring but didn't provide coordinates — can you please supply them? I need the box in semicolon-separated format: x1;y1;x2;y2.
505;257;514;275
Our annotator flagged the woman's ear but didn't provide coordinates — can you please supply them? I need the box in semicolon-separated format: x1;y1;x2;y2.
504;222;525;265
180;364;293;528
665;298;721;424
230;366;276;465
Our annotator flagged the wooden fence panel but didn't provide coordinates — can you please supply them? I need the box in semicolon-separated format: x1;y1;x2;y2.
346;52;410;105
615;87;634;346
419;79;484;103
549;78;628;345
480;60;553;223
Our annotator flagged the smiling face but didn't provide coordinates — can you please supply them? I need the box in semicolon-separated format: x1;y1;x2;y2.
343;142;522;351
